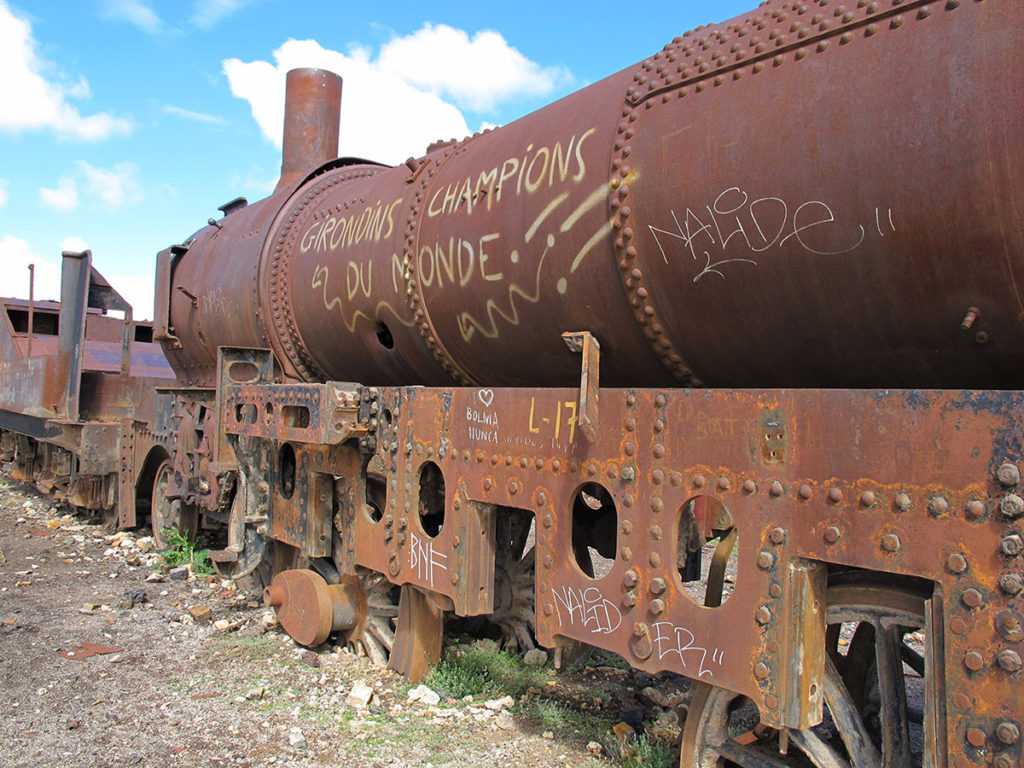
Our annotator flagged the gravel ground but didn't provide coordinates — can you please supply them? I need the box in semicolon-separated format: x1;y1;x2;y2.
0;474;683;768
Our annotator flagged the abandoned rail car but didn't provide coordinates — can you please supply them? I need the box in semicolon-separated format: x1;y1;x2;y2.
1;0;1021;765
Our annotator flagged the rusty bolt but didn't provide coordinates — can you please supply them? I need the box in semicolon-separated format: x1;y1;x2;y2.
543;554;553;569
754;662;770;679
764;694;779;710
398;531;407;545
1000;574;1023;595
542;514;553;529
694;474;707;488
621;520;633;535
949;618;968;635
483;478;493;491
1002;534;1024;557
621;466;636;482
995;756;1015;768
966;728;987;747
544;603;553;616
962;588;983;608
649;524;663;541
633;622;649;637
963;651;985;671
894;493;912;512
798;484;813;500
882;534;901;553
536;491;547;506
828;487;843;503
998;649;1022;673
860;491;876;507
649;599;665;615
769;481;784;497
998;463;1021;487
743;479;757;494
930;496;950;516
998;722;1021;746
947;553;968;574
758;551;775;570
756;606;772;625
450;572;460;585
509;480;520;495
966;500;986;519
824;526;841;544
717;476;731;491
770;584;783;598
622;591;638;608
1001;494;1024;519
623;569;639;588
650;577;666;595
769;527;786;544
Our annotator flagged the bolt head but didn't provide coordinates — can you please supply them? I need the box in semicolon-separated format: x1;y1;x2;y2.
998;649;1022;672
860;491;876;507
1002;534;1024;557
756;606;772;625
965;500;986;519
757;551;775;570
1000;574;1023;595
769;481;784;497
824;526;841;544
947;553;968;574
769;527;786;545
754;661;770;679
1001;494;1024;520
961;588;983;608
828;487;843;503
894;493;912;512
997;721;1021;746
882;533;901;552
964;650;985;671
998;462;1021;487
967;727;987;747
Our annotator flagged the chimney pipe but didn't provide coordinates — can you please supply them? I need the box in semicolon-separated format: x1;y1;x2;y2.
276;68;342;192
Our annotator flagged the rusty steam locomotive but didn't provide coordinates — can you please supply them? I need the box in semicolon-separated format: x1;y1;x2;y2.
1;0;1022;764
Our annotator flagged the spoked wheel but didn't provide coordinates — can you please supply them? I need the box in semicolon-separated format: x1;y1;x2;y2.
490;510;537;652
347;567;400;667
680;573;935;768
151;459;198;550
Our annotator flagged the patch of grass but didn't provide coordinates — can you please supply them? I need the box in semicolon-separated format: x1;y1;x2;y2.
628;734;674;768
160;526;213;576
425;645;548;700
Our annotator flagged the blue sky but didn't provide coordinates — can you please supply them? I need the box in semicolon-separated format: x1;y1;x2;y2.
0;0;755;318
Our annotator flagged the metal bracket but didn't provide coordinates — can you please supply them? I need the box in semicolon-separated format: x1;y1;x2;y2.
562;331;600;444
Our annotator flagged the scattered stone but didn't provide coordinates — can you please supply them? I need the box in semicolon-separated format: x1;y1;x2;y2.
187;605;212;624
300;650;321;668
650;709;681;743
542;731;554;740
641;686;671;708
347;681;373;709
213;619;231;631
287;726;306;748
168;566;189;581
407;684;441;707
245;688;265;700
145;572;165;583
136;538;155;553
494;711;515;731
523;648;548;667
586;741;604;756
483;695;515;711
45;519;60;530
119;589;148;610
78;603;100;614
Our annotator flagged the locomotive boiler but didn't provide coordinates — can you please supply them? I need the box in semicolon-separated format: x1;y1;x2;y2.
1;0;1021;765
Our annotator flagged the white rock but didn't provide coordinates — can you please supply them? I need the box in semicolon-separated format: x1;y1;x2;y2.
494;711;515;730
523;649;548;667
288;727;306;748
346;681;374;709
483;695;515;711
406;684;441;706
586;741;604;756
642;686;671;708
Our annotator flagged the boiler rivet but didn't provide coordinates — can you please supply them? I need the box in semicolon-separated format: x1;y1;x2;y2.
947;553;968;574
824;526;841;544
694;474;707;488
1002;534;1024;557
651;497;664;513
756;606;772;625
623;569;639;588
754;662;770;679
882;533;901;552
650;577;666;595
828;488;843;503
621;520;633;535
1000;574;1023;595
966;728;987;748
770;584;783;598
860;491;876;507
758;551;774;569
769;527;786;544
718;476;731;491
743;480;756;494
964;651;984;671
649;599;665;615
799;484;813;500
966;500;986;519
894;493;912;512
962;588;983;608
770;481;784;497
930;496;949;516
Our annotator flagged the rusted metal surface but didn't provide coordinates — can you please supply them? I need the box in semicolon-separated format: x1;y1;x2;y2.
277;69;342;192
160;0;1022;392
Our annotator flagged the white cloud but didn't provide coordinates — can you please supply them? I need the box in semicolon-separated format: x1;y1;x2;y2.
162;104;228;125
0;1;132;140
191;0;248;30
378;24;570;112
99;0;162;34
0;236;62;302
77;161;142;209
104;272;155;320
0;178;8;207
224;39;472;165
60;235;89;253
39;176;79;211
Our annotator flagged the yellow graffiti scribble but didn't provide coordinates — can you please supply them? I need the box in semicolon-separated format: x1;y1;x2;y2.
312;265;415;332
560;183;608;235
526;193;569;243
571;219;615;273
456;240;552;342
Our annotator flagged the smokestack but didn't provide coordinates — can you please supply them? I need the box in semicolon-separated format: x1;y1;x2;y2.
276;68;342;192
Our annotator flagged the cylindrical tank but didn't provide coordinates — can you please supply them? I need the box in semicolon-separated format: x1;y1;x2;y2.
165;0;1024;390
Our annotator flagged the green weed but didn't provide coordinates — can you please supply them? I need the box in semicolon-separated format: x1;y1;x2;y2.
425;645;548;699
160;525;213;576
